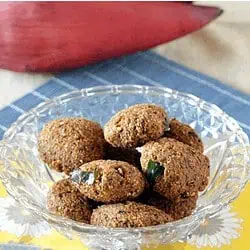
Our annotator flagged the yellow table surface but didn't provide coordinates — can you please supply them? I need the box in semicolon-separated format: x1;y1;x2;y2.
0;181;249;250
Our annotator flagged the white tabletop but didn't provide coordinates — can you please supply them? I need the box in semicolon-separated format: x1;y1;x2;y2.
1;2;250;110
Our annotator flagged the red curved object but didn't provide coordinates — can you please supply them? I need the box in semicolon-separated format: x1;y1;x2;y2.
0;2;222;72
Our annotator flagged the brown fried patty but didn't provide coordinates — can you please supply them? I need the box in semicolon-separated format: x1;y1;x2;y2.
146;191;198;220
38;118;105;174
91;202;172;228
75;160;145;203
104;104;168;148
47;179;92;223
141;138;209;199
165;118;204;152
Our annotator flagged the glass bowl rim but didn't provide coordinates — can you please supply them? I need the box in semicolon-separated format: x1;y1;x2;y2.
0;84;249;235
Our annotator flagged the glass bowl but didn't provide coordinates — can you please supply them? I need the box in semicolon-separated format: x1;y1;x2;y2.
0;85;249;250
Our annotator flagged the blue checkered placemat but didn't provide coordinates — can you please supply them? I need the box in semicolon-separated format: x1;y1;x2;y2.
0;51;250;139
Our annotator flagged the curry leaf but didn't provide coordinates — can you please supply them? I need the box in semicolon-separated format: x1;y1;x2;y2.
146;160;164;184
71;169;96;185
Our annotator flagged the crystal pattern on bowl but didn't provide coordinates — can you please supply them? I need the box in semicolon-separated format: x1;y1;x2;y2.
0;85;249;250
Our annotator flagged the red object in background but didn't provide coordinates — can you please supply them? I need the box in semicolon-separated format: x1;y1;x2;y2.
0;2;222;72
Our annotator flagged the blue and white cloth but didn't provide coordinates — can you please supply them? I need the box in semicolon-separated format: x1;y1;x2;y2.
0;51;250;139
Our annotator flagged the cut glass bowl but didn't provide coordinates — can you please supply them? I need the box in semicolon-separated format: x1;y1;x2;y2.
0;85;249;250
